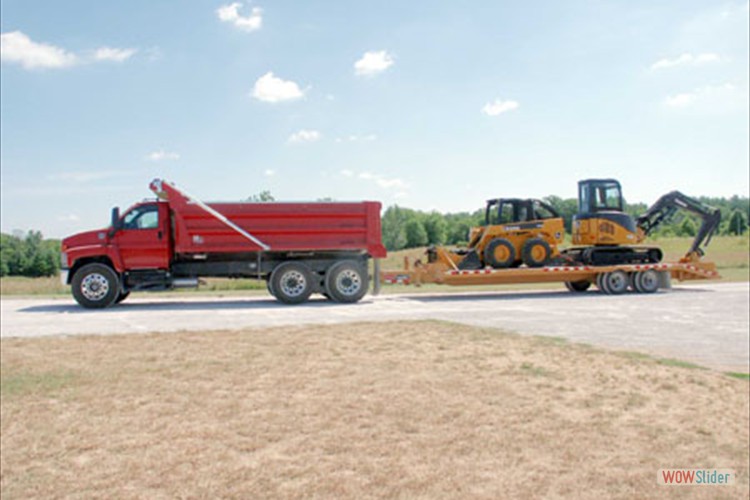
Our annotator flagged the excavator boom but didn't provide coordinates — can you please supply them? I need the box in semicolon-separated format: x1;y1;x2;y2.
636;191;721;256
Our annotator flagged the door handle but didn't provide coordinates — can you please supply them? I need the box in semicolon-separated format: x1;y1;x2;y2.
158;230;163;240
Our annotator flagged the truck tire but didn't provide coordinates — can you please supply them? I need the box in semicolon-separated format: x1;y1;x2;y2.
522;238;552;267
71;263;120;309
483;238;516;268
565;280;591;292
325;260;369;303
115;291;130;304
269;262;314;304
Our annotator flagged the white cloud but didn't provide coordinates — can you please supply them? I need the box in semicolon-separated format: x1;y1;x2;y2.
56;214;80;222
1;31;78;69
346;170;408;193
217;2;263;32
664;93;696;107
481;99;520;116
147;150;180;161
650;52;723;70
336;134;377;143
93;47;137;62
288;129;321;143
1;31;139;70
354;50;394;76
251;72;306;103
264;169;275;176
663;83;747;111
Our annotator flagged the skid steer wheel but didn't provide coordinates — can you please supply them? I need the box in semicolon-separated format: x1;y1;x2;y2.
565;280;591;292
325;260;369;303
632;270;660;294
269;262;314;304
597;271;629;295
483;238;516;268
522;238;552;268
71;263;120;309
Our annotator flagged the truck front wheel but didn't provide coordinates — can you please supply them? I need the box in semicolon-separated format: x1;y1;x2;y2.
71;263;120;309
269;262;314;304
325;260;369;303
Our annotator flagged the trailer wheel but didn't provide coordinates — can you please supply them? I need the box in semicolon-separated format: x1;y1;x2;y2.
522;238;552;267
596;273;609;294
600;271;628;295
269;262;314;304
484;238;516;268
633;270;660;294
71;263;120;309
325;260;369;303
565;280;591;292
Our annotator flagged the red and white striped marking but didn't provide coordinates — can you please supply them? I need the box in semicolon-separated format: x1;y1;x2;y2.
448;269;494;276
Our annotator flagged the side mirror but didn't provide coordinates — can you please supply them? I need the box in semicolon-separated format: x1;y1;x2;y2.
109;207;121;236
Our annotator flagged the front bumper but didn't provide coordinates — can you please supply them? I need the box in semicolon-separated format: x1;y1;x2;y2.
60;269;69;286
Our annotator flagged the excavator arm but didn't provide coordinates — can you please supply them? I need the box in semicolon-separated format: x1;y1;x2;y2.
636;191;721;257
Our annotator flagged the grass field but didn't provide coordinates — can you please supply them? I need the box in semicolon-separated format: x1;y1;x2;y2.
1;321;747;499
1;236;747;297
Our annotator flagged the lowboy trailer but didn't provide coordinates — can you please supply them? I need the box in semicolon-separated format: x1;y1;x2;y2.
379;247;720;294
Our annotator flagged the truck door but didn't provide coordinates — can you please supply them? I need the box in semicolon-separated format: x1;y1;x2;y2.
114;202;171;270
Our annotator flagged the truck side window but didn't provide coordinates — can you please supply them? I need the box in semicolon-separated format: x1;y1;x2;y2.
122;205;159;230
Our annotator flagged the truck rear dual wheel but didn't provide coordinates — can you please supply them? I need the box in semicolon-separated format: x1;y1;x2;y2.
71;263;120;309
269;262;314;304
325;260;369;303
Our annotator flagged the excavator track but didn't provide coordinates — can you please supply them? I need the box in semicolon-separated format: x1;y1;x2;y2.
562;246;663;266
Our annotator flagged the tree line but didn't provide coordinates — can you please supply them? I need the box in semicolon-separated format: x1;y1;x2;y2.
1;194;747;276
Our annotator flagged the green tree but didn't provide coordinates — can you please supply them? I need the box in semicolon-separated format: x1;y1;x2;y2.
423;212;447;245
726;209;748;235
381;206;408;251
678;218;697;237
404;219;428;248
248;190;275;202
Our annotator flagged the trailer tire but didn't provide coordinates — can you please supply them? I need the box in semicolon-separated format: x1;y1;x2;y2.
71;263;120;309
565;280;591;292
269;262;314;304
325;260;369;303
522;238;552;267
484;238;516;269
633;270;660;294
596;273;609;294
600;271;628;295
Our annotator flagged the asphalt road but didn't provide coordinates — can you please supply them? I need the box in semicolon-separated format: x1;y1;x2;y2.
1;282;748;372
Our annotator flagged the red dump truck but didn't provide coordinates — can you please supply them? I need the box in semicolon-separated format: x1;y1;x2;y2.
61;179;386;308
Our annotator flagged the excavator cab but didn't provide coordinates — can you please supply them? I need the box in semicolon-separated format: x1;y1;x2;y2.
573;179;640;246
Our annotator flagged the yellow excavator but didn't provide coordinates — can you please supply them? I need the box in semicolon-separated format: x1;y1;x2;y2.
565;178;722;265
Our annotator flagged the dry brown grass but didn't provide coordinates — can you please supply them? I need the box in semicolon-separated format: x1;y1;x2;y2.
1;321;748;499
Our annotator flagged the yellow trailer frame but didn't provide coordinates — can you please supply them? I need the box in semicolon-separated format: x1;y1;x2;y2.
380;247;719;294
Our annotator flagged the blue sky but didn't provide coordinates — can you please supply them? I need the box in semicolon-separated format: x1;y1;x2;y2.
2;0;748;238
